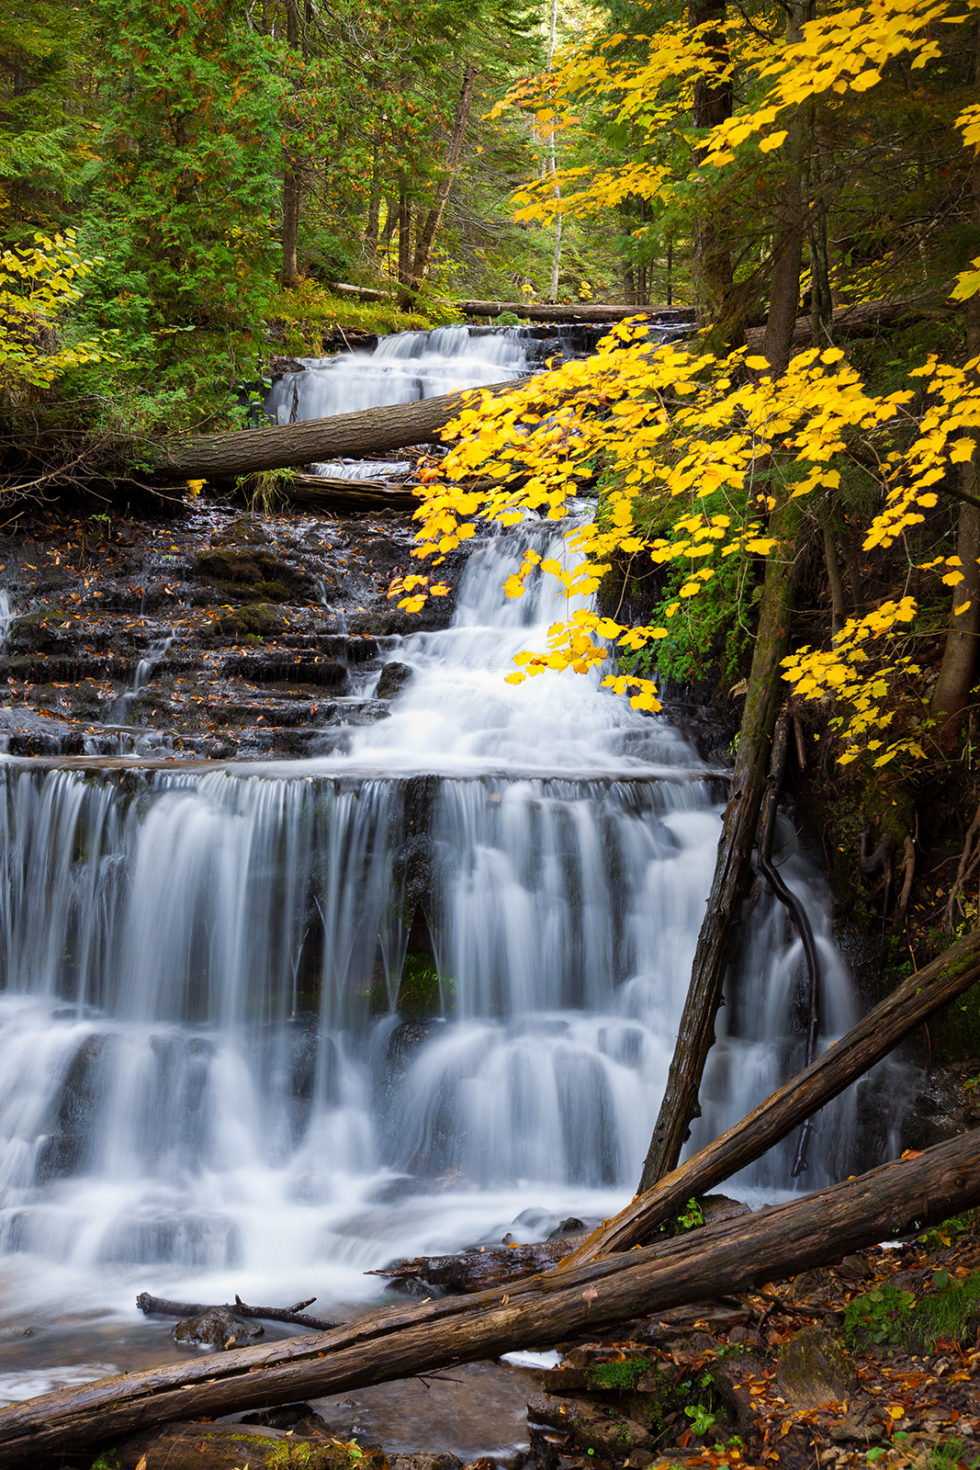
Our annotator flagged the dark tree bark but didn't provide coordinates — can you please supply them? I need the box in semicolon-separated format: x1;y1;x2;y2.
568;922;980;1265
409;66;476;293
637;503;802;1191
2;1132;979;1466
280;0;303;288
931;40;980;749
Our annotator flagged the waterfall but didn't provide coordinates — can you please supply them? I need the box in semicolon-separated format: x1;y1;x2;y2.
265;325;531;427
0;519;858;1375
0;329;862;1403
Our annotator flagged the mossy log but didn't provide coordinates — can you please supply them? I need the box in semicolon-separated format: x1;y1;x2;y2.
2;1131;980;1466
113;1421;371;1469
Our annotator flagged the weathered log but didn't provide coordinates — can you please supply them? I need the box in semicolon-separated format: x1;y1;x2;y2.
455;300;695;324
562;922;980;1266
114;1421;347;1470
637;503;802;1191
158;380;528;482
1;1131;979;1466
744;295;959;354
287;474;421;509
325;284;694;323
136;1291;338;1332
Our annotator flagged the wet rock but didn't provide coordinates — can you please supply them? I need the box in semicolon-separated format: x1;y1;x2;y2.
528;1393;659;1463
222;652;349;689
171;1306;265;1351
376;661;413;699
388;1454;462;1470
549;1216;587;1238
239;1402;334;1436
209;602;292;640
195;546;317;603
834;1253;873;1283
775;1325;859;1408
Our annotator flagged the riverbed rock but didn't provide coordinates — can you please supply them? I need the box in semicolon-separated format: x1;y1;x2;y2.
171;1306;265;1350
775;1325;859;1408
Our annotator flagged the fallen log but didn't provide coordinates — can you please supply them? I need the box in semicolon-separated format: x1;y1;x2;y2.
380;923;980;1291
324;283;695;324
1;1130;978;1466
455;300;696;324
561;922;980;1266
136;1291;339;1332
114;1421;350;1470
744;295;959;353
158;379;529;482
287;474;421;510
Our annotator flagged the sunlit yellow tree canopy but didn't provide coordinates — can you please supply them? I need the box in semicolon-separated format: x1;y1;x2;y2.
391;0;980;774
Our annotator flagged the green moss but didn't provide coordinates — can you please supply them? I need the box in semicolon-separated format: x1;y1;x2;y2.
845;1270;980;1354
397;951;448;1016
587;1355;652;1391
211;602;289;639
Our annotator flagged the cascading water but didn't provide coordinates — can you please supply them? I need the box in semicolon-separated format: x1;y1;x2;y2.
0;324;863;1406
265;325;531;428
0;515;859;1402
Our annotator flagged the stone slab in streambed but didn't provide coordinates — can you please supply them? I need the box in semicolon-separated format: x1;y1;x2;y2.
0;504;463;761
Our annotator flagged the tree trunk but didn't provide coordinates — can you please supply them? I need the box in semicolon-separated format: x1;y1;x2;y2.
409;66;476;293
280;0;303;287
375;921;980;1292
2;1131;979;1466
637;503;801;1191
930;73;980;748
688;0;738;341
158;379;527;480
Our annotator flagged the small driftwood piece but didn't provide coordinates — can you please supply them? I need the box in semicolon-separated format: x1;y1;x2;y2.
137;1291;339;1332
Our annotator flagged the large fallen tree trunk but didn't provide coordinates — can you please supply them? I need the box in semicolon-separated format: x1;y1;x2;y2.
325;283;694;324
562;921;980;1265
1;1130;979;1466
157;379;527;482
744;295;959;353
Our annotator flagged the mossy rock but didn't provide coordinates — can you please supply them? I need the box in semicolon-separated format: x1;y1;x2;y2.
775;1325;858;1407
211;603;290;639
195;547;316;604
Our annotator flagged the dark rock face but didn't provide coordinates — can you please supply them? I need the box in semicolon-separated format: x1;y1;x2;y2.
775;1325;859;1408
172;1307;265;1350
0;504;461;761
376;661;413;699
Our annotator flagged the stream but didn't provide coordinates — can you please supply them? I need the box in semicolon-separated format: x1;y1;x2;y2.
0;326;876;1443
